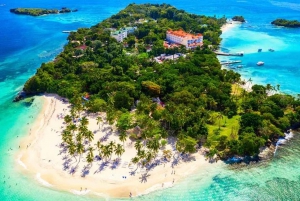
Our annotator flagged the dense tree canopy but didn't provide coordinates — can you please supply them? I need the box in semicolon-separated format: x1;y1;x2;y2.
271;19;300;28
23;4;300;159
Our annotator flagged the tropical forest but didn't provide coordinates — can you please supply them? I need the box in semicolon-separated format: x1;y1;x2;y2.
23;3;300;162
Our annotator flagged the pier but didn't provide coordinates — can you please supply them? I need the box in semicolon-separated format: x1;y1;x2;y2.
62;30;76;33
215;51;244;56
220;60;242;65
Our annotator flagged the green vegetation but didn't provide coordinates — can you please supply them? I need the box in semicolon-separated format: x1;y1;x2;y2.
10;7;77;16
271;19;300;28
23;4;300;162
232;16;245;22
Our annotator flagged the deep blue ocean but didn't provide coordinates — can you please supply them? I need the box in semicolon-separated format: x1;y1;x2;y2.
0;0;300;200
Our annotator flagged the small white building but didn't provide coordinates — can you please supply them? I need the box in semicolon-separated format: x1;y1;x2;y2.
166;29;203;49
111;27;137;42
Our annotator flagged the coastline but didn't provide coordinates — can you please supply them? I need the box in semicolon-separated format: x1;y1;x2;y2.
221;21;241;33
16;94;221;198
220;21;253;91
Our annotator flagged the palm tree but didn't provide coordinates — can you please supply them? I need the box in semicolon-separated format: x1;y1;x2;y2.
119;131;127;147
96;116;103;130
78;125;88;134
85;130;94;144
86;153;94;167
131;156;140;172
86;146;94;167
64;115;72;125
276;84;280;92
80;116;89;127
145;151;154;164
216;112;223;130
70;107;77;119
76;132;83;144
108;141;116;151
137;149;146;161
68;142;77;162
102;145;113;161
134;140;143;153
61;129;72;144
95;141;101;151
68;123;77;136
76;142;85;167
146;138;160;154
114;143;125;159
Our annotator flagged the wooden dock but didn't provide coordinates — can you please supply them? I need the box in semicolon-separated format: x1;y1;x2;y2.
220;60;242;65
215;51;244;56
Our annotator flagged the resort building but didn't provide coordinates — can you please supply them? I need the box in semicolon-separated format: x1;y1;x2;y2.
111;27;137;42
166;29;203;49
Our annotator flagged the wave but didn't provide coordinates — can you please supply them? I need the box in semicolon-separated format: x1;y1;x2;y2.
17;154;27;169
70;189;91;195
137;182;174;197
274;131;294;155
36;173;53;187
276;131;294;146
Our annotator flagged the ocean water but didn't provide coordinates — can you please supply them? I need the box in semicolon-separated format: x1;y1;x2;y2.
0;0;300;200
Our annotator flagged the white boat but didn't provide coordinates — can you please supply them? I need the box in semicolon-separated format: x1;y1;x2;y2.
257;61;264;66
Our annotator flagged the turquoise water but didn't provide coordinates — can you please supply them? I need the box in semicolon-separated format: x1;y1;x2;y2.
1;0;300;200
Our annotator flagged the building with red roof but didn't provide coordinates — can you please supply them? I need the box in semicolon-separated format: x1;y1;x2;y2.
166;29;203;49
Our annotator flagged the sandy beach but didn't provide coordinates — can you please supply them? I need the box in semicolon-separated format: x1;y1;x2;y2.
16;94;220;198
221;21;241;33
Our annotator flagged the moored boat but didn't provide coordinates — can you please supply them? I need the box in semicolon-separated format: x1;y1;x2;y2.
257;61;264;66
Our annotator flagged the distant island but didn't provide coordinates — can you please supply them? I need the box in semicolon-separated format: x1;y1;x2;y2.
271;18;300;28
10;7;78;16
232;16;245;22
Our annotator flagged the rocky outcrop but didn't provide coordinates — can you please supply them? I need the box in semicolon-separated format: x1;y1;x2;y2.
258;145;276;160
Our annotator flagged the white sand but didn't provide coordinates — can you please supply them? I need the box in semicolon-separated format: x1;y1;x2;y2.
221;21;241;33
16;94;220;198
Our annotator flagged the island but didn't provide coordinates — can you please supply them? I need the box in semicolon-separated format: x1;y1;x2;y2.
17;3;300;197
232;16;245;22
271;18;300;28
10;7;78;16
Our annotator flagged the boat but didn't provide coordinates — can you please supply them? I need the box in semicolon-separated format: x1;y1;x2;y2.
257;61;264;66
236;65;243;68
258;49;262;52
269;49;275;52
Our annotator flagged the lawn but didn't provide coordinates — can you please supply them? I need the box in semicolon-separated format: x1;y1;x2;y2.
206;112;240;147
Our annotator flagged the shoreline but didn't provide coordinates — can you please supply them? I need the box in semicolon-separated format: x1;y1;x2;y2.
16;94;221;198
221;21;241;33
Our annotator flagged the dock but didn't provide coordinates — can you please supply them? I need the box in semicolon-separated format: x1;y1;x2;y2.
62;30;76;33
215;51;244;56
220;60;242;65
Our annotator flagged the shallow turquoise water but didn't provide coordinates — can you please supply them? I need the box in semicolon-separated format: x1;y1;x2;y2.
0;0;300;200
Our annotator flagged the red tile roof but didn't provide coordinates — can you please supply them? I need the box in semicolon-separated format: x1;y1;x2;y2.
167;29;202;39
